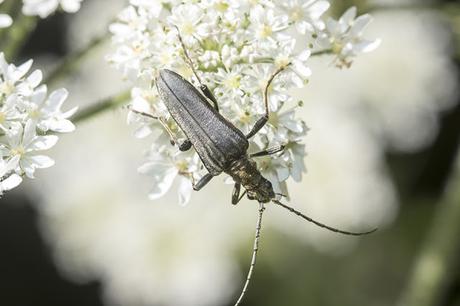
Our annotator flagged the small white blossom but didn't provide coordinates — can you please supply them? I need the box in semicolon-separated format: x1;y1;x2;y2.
25;87;77;133
0;120;57;178
249;6;288;46
281;0;329;34
138;146;201;206
167;4;210;45
0;155;22;194
317;7;381;67
22;0;84;18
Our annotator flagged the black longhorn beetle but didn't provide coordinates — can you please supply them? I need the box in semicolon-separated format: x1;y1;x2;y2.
139;28;377;306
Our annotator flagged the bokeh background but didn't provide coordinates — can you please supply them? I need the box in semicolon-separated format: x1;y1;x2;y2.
1;0;460;305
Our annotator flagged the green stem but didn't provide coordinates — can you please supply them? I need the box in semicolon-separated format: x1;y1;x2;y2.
3;14;38;61
0;0;21;44
397;158;460;306
311;49;333;57
73;90;130;124
45;35;109;87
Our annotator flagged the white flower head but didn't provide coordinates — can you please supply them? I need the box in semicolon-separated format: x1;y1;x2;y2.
281;0;330;34
107;1;380;205
0;53;76;193
138;146;201;206
317;7;381;67
1;120;57;178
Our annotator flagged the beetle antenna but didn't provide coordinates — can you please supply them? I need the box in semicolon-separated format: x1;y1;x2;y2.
272;199;377;236
234;202;265;306
174;25;203;84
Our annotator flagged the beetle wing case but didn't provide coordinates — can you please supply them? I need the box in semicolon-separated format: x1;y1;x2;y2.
156;69;249;175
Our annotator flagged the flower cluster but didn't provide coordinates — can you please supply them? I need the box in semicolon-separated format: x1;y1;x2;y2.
0;53;77;196
107;0;379;204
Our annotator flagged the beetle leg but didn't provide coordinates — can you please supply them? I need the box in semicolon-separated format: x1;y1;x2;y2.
174;26;220;112
245;64;290;139
232;183;247;205
250;144;285;158
157;117;192;151
232;183;241;205
199;84;219;112
192;173;214;191
129;108;192;151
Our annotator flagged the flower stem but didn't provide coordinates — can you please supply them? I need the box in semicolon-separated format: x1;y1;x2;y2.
73;90;130;124
2;14;38;61
45;35;109;87
397;158;460;306
0;0;21;43
311;49;333;57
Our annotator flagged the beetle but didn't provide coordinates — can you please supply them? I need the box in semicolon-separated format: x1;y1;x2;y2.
147;29;376;306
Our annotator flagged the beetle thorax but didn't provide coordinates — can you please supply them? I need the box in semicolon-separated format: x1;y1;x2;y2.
226;157;275;203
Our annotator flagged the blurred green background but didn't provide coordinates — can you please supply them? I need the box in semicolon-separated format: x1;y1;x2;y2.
1;0;460;306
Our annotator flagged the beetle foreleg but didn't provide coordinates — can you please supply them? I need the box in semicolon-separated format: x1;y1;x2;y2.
250;144;285;158
231;183;247;205
174;26;220;112
199;84;219;112
129;107;192;151
193;173;214;191
245;64;291;139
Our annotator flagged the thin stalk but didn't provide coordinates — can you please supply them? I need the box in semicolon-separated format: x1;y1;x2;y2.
0;0;21;43
397;158;460;306
3;14;38;61
311;49;333;57
44;34;109;87
72;90;130;124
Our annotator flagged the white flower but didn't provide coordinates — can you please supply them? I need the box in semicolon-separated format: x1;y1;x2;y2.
22;0;84;18
138;146;200;206
249;6;288;46
24;87;77;133
0;54;33;97
167;4;209;45
0;155;22;194
245;65;290;112
0;120;57;178
0;95;22;132
281;0;329;34
317;7;381;67
0;53;76;192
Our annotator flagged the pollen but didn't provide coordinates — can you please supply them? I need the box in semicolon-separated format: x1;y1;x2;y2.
11;146;25;156
224;75;241;89
214;1;229;12
0;81;14;96
332;41;343;55
28;109;41;119
175;160;189;173
239;110;252;124
290;7;303;22
259;24;273;38
181;22;195;36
